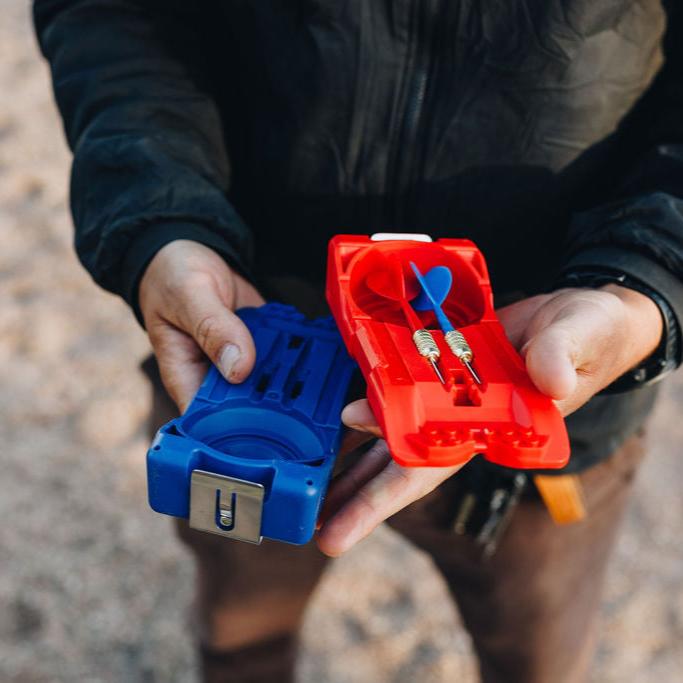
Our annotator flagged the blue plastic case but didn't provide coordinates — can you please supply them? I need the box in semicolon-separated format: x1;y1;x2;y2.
147;303;356;545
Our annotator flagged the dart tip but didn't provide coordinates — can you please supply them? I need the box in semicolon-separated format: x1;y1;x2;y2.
464;360;482;385
430;358;446;385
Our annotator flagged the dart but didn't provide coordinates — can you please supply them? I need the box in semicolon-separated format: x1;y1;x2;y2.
366;256;446;384
410;262;482;385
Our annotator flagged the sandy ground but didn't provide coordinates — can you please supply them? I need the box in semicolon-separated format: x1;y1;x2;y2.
1;3;683;682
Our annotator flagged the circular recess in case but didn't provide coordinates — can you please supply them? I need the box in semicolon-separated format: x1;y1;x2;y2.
182;406;324;463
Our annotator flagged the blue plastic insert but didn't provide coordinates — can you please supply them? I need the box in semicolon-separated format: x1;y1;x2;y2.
147;303;356;544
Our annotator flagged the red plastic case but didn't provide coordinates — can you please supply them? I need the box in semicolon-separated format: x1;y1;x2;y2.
326;234;570;469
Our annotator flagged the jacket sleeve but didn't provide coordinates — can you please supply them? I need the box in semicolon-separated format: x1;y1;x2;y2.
558;1;683;347
33;0;253;321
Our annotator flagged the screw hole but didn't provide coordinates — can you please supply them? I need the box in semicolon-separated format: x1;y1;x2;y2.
306;479;314;487
256;373;271;393
290;380;304;400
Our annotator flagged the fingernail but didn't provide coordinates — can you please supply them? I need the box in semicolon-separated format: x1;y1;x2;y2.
218;344;241;380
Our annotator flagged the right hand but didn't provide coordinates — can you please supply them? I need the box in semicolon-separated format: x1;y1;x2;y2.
139;240;264;412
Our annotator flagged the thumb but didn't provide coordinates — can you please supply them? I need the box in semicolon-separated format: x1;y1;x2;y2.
176;286;257;384
522;323;580;401
341;399;383;438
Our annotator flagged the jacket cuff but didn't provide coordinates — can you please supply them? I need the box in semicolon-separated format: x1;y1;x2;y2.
121;222;250;327
559;246;683;339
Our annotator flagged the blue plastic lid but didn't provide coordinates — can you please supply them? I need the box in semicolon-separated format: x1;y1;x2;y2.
147;303;356;544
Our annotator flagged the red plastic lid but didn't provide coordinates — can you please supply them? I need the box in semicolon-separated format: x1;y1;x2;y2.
326;234;570;469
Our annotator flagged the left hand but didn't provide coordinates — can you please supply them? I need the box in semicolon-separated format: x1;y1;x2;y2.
316;285;662;556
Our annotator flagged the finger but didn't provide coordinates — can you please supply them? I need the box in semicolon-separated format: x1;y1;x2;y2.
173;285;256;383
338;426;377;458
341;399;382;437
496;306;527;349
522;323;579;401
149;322;208;412
522;294;624;414
316;460;461;557
318;440;392;527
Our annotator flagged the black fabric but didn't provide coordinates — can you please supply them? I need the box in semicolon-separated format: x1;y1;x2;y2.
33;0;254;307
34;0;683;470
561;245;683;341
555;266;681;392
553;384;659;474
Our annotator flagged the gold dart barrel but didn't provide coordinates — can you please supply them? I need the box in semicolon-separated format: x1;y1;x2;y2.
413;329;440;361
412;329;445;384
444;330;472;362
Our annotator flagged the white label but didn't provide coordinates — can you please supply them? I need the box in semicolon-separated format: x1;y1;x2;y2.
370;232;433;243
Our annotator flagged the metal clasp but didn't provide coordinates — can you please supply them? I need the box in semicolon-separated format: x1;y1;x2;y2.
189;470;264;544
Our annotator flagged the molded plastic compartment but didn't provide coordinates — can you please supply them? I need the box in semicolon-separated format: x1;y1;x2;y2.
348;241;487;329
147;303;356;544
326;235;570;469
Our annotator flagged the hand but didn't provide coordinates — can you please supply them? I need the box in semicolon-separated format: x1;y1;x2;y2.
317;402;462;557
496;284;663;416
316;285;662;557
139;240;264;412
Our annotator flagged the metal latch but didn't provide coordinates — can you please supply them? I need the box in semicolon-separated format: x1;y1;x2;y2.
189;470;264;544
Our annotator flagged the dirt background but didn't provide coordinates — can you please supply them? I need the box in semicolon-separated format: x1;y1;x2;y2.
1;2;682;681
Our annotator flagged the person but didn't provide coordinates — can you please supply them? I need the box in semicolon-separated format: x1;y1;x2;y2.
34;1;683;681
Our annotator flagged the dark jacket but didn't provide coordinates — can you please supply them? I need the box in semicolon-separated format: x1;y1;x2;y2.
34;0;683;469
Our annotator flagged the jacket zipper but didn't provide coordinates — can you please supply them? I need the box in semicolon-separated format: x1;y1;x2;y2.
389;1;439;227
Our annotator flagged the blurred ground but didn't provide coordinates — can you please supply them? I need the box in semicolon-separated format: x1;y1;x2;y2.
1;3;683;682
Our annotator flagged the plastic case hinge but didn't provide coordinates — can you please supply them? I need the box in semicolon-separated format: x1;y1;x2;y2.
189;470;265;544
